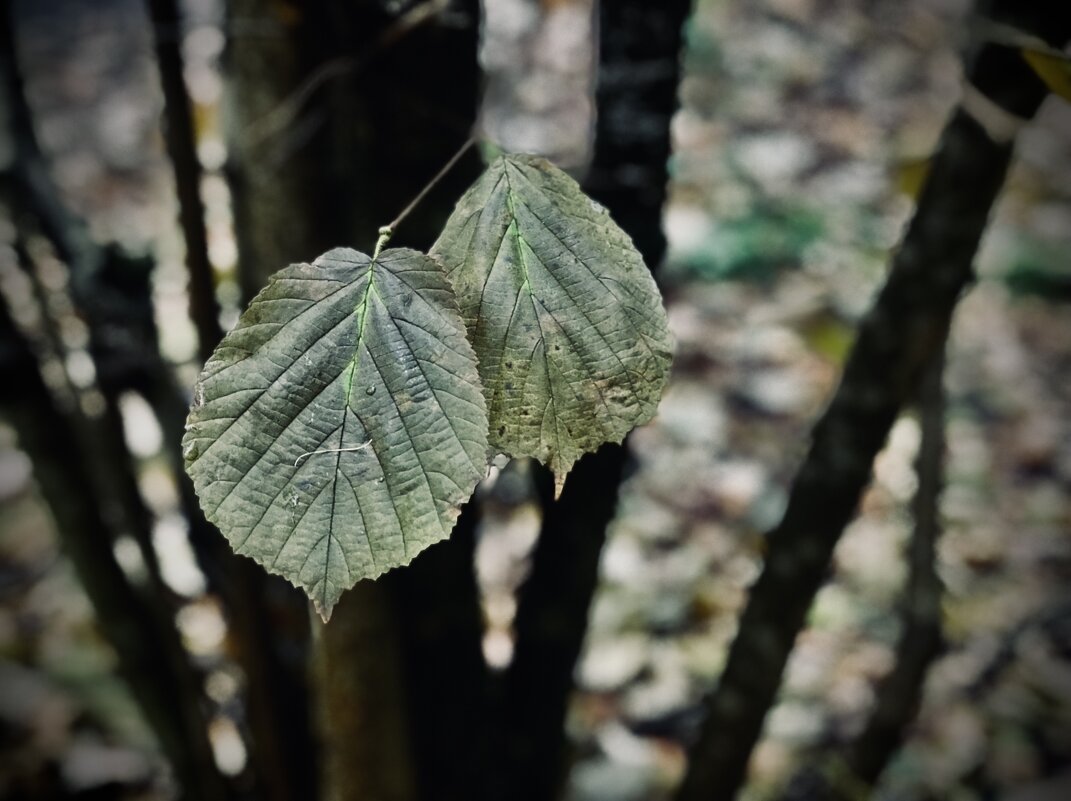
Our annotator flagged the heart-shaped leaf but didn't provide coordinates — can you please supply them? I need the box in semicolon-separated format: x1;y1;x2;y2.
431;154;673;495
183;247;488;620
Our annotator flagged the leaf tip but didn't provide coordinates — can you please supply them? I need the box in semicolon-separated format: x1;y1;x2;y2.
314;598;334;624
554;471;566;500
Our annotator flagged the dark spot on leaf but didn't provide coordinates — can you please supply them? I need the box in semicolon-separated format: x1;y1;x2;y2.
498;426;506;435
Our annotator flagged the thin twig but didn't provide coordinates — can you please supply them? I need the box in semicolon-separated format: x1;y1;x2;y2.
240;0;449;149
372;134;476;259
386;136;477;233
241;56;354;148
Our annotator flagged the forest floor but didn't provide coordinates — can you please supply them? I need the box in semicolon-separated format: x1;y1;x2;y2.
1;0;1070;800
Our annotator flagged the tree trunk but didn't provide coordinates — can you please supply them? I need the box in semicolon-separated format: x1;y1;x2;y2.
224;3;485;800
313;583;417;801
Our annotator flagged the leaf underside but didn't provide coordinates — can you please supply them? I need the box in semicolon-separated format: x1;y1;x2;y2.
182;248;488;620
431;154;673;494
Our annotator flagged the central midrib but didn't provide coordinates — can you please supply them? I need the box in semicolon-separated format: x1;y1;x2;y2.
324;258;378;607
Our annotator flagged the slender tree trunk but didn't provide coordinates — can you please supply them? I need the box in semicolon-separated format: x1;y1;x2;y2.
340;3;488;794
145;0;222;364
313;583;417;801
675;5;1071;799
224;4;359;801
226;0;329;286
582;0;692;269
224;3;485;800
387;503;487;801
490;3;691;800
844;350;946;787
781;349;947;801
491;445;627;801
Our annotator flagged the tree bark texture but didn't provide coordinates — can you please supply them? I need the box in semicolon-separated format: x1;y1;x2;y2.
386;502;487;801
490;445;627;801
583;0;693;267
675;4;1070;799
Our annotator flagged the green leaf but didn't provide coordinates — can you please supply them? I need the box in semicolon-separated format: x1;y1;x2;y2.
182;247;488;620
431;154;673;495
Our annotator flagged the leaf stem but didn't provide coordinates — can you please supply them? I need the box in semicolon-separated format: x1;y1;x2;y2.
373;226;393;260
378;135;477;251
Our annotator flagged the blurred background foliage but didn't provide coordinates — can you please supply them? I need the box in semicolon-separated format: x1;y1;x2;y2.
1;0;1070;800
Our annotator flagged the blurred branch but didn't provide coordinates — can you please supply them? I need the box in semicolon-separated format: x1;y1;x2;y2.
239;0;448;149
11;245;168;606
145;0;222;365
0;289;229;801
490;445;626;801
844;349;947;787
2;5;317;799
385;502;488;801
1;0;173;600
781;348;948;801
0;9;231;800
1;0;218;599
143;5;324;799
142;349;319;801
675;4;1071;799
0;5;96;272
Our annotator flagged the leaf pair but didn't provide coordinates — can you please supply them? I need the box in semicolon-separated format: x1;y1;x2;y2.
183;154;673;620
